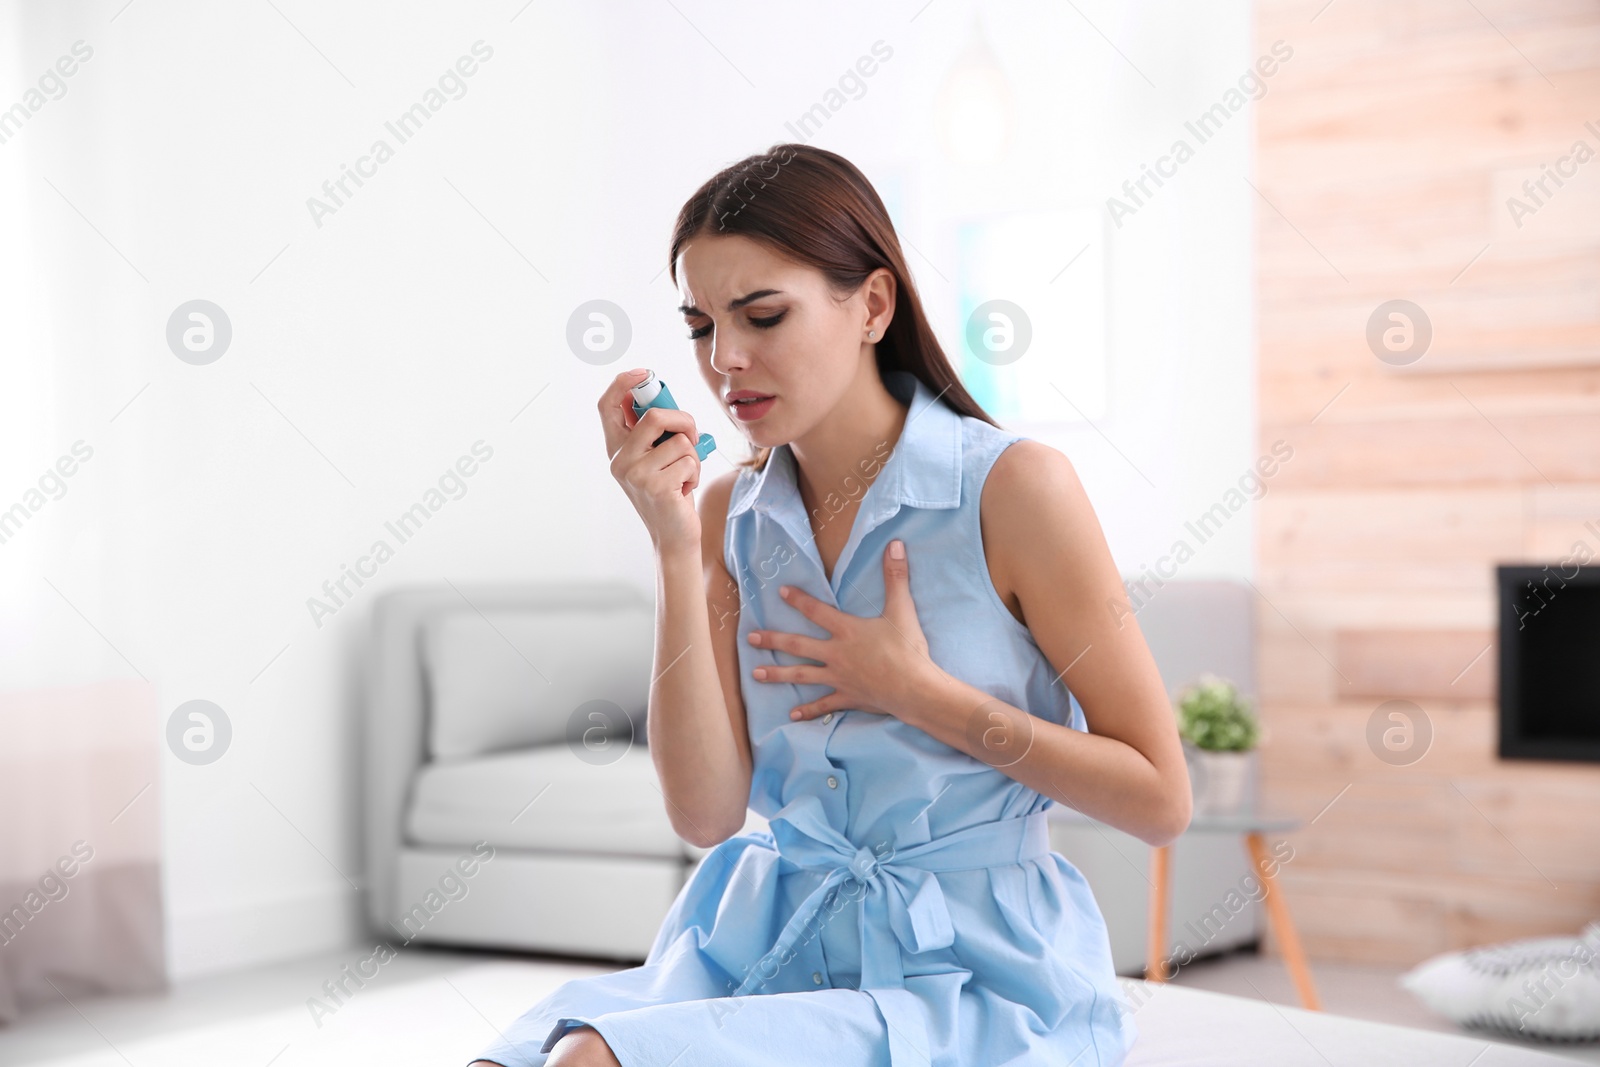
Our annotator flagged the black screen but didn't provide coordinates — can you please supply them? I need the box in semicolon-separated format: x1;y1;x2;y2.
1498;565;1600;761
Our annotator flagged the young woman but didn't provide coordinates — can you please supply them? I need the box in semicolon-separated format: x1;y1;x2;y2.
469;144;1190;1067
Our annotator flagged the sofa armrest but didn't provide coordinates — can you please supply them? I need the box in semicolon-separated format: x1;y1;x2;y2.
362;582;650;936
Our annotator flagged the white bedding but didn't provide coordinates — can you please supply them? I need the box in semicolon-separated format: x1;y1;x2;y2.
1121;978;1584;1066
9;961;1587;1066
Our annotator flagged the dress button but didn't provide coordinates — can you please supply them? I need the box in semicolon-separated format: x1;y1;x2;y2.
822;712;833;723
826;775;838;789
812;971;823;985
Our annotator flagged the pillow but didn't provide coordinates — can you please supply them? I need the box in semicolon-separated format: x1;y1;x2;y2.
1399;921;1600;1042
422;604;654;761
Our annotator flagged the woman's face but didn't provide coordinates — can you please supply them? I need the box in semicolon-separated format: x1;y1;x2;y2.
676;233;871;452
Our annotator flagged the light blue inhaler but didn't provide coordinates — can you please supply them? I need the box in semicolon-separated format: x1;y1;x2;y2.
630;370;716;461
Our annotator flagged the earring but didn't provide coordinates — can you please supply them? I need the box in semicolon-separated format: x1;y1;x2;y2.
868;330;877;341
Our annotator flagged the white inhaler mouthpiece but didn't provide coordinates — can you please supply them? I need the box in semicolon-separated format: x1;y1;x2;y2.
630;371;664;408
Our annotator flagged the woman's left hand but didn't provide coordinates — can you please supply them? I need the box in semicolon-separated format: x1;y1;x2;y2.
748;539;942;722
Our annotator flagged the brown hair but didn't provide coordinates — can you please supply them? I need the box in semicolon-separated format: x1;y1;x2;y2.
667;143;1000;472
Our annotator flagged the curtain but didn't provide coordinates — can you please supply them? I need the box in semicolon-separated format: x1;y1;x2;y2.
0;5;167;1021
0;684;166;1021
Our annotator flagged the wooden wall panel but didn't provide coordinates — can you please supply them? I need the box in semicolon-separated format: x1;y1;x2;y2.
1334;630;1495;700
1260;373;1600;429
1261;417;1600;486
1255;0;1600;966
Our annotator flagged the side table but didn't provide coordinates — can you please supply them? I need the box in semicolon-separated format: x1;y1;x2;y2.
1144;812;1322;1011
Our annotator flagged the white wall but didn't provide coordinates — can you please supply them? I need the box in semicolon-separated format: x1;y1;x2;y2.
0;0;1254;979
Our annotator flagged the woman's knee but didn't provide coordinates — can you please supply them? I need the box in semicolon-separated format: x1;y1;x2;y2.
545;1026;622;1067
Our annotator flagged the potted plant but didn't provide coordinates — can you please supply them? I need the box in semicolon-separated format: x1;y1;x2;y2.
1174;674;1260;816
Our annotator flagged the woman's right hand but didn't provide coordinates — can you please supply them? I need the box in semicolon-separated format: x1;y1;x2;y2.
600;368;704;555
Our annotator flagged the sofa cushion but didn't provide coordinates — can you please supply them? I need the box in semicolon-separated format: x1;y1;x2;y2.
422;603;653;761
405;744;692;860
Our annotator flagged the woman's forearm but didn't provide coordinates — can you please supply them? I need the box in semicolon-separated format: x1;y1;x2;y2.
647;543;751;847
902;669;1192;847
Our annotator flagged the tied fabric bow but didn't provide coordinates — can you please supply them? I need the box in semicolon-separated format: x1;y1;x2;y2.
728;801;1053;1067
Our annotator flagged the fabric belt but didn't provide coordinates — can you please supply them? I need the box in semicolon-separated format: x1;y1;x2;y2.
730;806;1053;1067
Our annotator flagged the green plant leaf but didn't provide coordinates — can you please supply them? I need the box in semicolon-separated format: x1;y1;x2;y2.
1173;673;1259;752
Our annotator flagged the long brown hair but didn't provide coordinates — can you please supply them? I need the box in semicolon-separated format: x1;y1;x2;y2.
667;143;1000;472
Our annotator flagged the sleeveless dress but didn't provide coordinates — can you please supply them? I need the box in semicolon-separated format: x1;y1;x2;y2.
471;369;1138;1067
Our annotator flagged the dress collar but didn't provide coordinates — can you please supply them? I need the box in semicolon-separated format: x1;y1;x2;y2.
726;369;963;521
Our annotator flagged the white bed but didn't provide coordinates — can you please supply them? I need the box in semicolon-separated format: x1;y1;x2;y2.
8;961;1589;1066
1121;978;1585;1066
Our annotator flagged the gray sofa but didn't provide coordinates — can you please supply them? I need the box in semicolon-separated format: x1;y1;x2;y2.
362;582;766;961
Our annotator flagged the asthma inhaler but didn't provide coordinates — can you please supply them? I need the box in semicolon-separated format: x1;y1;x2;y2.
630;370;717;461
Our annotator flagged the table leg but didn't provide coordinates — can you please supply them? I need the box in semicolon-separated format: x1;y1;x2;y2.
1245;831;1321;1011
1145;843;1171;982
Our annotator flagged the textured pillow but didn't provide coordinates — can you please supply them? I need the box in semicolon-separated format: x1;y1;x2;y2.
422;604;654;761
1400;922;1600;1042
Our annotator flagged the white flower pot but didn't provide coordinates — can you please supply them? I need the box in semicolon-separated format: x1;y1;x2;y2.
1190;749;1257;816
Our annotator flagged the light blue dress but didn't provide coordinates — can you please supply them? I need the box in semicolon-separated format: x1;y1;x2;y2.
473;369;1138;1066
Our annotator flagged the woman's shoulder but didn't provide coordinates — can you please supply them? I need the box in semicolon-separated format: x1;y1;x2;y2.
977;433;1101;581
977;433;1084;519
967;431;1104;636
952;412;1052;484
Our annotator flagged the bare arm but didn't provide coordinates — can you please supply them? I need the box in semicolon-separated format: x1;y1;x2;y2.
598;370;751;849
646;468;752;848
900;440;1192;846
